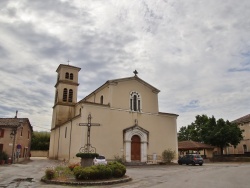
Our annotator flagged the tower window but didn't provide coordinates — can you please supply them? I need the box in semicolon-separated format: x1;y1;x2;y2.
68;89;73;102
70;73;74;80
65;127;67;138
100;95;104;104
63;88;68;102
65;72;69;79
130;91;141;112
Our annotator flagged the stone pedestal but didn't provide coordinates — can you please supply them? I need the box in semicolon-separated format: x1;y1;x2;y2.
81;158;93;167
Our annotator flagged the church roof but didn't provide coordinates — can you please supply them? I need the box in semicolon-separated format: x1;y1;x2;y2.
231;114;250;124
81;75;160;102
178;140;214;151
56;64;81;72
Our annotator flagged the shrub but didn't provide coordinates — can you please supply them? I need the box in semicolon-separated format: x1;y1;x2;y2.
73;164;120;180
55;166;74;178
76;153;99;159
95;165;112;179
108;161;126;178
45;168;55;180
0;151;8;162
113;154;124;164
73;166;85;180
162;149;176;163
68;162;80;171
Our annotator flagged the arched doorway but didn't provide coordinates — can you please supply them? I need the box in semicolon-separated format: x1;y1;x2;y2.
131;135;141;161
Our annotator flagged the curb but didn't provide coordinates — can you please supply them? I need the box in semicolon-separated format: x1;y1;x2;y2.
41;176;132;186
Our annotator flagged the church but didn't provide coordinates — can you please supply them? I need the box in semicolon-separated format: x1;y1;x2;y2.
49;64;178;163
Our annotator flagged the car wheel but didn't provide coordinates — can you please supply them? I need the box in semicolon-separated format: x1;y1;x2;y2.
178;162;182;165
186;163;189;165
199;163;203;166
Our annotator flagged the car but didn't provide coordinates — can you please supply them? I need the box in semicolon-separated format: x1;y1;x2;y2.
178;154;204;166
93;155;107;165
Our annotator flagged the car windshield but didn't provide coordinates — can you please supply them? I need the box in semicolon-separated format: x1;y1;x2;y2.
97;156;105;159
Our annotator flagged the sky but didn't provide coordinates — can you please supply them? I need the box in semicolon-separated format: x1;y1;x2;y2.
0;0;250;132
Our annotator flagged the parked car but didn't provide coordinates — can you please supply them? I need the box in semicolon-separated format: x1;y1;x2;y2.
93;155;107;165
178;154;203;166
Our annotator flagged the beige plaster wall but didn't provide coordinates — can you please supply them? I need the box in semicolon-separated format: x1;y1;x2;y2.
31;150;49;157
49;104;178;162
85;79;159;113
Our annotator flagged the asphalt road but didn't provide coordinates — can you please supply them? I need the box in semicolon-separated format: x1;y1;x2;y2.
0;157;249;188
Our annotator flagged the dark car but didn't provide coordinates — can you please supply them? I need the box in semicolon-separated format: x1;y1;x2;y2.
178;154;203;166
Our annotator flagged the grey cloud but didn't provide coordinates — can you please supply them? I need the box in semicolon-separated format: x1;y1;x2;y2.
0;45;8;58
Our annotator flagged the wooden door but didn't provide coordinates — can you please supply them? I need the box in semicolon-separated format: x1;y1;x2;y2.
131;135;141;161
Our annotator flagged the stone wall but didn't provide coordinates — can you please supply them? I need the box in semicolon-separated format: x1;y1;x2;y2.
30;150;48;157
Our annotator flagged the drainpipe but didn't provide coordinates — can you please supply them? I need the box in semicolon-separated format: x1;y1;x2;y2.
57;127;60;159
69;120;73;161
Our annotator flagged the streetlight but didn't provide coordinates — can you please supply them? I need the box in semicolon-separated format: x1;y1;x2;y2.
10;120;23;164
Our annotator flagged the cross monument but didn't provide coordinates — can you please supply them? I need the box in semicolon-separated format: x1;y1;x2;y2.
79;114;100;153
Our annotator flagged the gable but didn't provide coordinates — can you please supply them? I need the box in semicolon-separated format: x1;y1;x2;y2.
81;76;160;113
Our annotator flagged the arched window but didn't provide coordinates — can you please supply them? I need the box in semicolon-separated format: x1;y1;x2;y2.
70;73;73;80
130;91;141;112
65;72;69;79
68;89;73;102
133;95;137;111
100;95;104;104
63;88;68;102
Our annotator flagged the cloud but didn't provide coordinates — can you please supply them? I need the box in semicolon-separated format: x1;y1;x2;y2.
0;0;250;131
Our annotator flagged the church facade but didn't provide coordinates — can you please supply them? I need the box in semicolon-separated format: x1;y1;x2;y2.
49;64;178;163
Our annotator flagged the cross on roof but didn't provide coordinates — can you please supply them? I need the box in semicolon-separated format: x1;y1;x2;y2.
79;114;100;153
133;70;138;76
67;60;70;65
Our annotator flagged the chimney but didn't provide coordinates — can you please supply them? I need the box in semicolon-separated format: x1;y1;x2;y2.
15;110;18;118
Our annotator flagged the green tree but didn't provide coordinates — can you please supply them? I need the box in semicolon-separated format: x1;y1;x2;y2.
178;114;209;142
31;131;50;150
178;115;244;155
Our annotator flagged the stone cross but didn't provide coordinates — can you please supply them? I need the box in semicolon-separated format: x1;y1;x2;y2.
133;70;138;76
79;114;100;153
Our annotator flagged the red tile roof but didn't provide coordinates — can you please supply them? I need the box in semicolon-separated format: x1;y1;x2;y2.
232;114;250;124
178;140;214;150
0;118;32;131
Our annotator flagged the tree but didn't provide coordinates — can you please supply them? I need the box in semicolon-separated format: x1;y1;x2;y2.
31;131;50;150
178;114;209;142
178;115;244;155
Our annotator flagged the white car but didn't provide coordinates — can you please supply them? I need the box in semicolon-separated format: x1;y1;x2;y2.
93;155;107;165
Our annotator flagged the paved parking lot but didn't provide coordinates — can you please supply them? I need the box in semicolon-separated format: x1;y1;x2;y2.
0;157;250;188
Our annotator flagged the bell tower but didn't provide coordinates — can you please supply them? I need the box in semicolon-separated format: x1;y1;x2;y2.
51;64;81;128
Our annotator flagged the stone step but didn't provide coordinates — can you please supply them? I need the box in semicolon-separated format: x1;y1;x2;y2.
124;161;147;166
